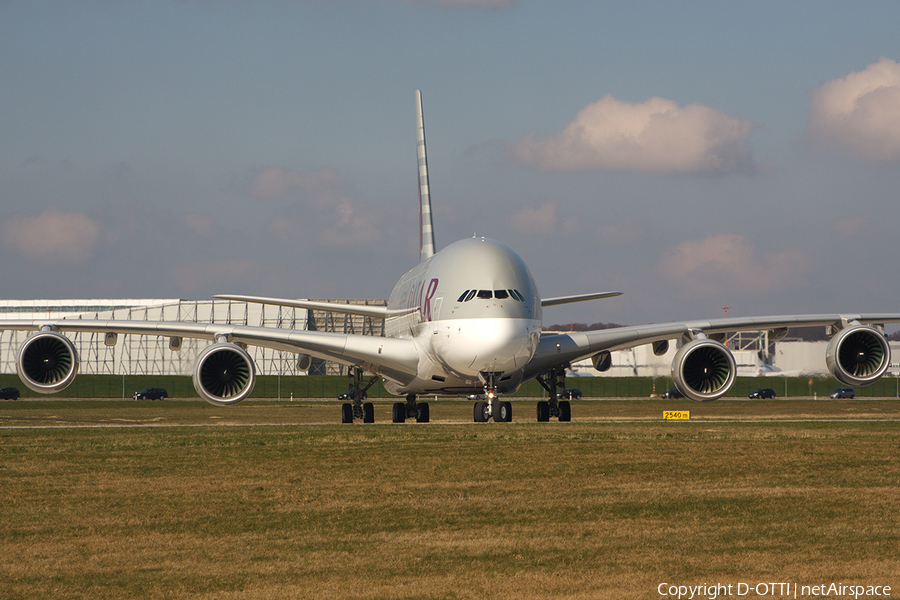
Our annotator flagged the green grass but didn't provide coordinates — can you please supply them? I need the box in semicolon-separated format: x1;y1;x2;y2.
1;400;898;599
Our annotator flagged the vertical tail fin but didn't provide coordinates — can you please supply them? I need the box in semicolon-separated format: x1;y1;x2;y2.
416;90;436;262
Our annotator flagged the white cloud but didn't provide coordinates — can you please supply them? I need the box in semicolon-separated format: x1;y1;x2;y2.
2;209;101;265
657;234;807;297
509;95;757;175
410;0;517;7
509;202;559;234
182;213;216;236
250;166;347;201
169;260;261;294
250;166;387;249
509;201;583;237
831;216;868;237
806;57;900;162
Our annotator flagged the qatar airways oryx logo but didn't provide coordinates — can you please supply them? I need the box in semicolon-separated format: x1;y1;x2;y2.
421;278;439;321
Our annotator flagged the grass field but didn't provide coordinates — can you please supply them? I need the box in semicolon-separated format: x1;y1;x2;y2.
1;399;898;599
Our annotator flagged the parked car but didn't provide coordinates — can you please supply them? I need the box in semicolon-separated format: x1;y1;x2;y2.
660;388;683;399
337;390;367;401
0;387;20;400
557;388;582;400
132;388;168;400
829;387;855;399
748;388;776;399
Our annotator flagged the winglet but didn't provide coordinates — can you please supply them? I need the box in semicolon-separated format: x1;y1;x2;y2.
416;90;436;263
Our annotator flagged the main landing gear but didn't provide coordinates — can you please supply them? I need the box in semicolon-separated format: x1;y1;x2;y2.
392;394;430;423
341;367;380;424
535;367;571;422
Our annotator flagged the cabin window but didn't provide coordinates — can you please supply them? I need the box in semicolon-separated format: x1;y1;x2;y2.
464;290;477;301
457;290;470;302
494;290;509;299
477;290;492;299
511;289;526;301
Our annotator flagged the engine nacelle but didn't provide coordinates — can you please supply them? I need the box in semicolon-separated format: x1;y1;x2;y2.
296;354;312;372
671;337;736;402
591;351;612;372
192;343;256;406
825;324;890;387
17;331;79;394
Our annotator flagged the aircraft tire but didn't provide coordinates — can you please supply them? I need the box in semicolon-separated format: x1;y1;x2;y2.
558;400;571;422
363;402;375;423
495;401;512;422
341;403;353;424
416;402;430;423
537;401;550;422
474;401;489;422
392;402;406;423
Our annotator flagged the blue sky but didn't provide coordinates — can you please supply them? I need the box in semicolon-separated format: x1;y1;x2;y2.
2;0;900;327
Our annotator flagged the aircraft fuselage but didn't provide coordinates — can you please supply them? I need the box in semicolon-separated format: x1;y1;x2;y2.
384;237;543;396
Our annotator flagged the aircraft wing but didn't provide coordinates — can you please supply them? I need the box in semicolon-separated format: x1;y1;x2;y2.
212;294;419;319
0;318;420;385
524;313;900;379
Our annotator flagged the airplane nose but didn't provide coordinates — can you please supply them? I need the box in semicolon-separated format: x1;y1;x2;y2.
436;318;538;377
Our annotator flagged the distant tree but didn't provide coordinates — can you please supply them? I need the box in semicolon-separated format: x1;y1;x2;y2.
545;322;622;332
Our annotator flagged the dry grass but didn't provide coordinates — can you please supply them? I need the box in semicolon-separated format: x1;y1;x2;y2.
0;400;898;599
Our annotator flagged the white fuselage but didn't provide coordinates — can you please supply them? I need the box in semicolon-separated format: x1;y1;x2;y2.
383;237;542;395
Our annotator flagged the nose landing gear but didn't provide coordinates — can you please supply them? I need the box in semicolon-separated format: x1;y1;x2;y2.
473;371;512;422
473;397;512;422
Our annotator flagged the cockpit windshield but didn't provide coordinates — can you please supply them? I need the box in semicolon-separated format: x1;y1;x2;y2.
456;289;526;303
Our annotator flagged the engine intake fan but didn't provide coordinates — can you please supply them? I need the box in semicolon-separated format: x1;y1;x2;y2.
192;342;256;406
825;324;890;387
671;337;736;402
17;331;79;394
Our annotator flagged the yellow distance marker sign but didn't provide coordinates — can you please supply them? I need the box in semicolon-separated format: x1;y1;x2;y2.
663;410;690;420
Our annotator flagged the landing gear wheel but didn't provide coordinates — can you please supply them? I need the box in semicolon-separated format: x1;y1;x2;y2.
558;400;571;422
392;402;406;423
363;402;375;423
341;403;353;424
495;401;512;422
416;402;430;423
474;401;490;422
537;401;550;422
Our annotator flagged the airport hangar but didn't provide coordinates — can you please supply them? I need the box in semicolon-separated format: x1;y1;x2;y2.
1;298;899;382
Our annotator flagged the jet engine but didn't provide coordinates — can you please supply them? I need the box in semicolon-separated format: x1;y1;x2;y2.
17;331;79;394
671;337;736;402
192;343;256;406
825;324;890;387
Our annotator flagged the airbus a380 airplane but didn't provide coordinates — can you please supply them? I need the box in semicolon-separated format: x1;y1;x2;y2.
3;91;900;423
